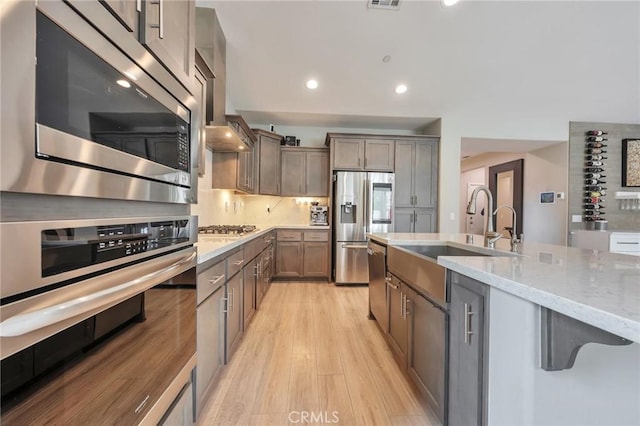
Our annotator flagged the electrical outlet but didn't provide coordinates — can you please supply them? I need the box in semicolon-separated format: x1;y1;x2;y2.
449;212;456;221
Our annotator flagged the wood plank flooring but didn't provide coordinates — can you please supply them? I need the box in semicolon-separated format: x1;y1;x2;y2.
198;283;440;426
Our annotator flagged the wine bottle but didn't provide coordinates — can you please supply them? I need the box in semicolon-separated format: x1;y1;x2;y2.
584;167;605;173
585;173;606;179
584;185;607;191
585;148;607;154
585;190;605;197
586;130;608;136
587;142;608;149
585;155;607;161
585;161;606;166
583;204;605;209
584;197;605;203
586;136;608;142
585;179;607;185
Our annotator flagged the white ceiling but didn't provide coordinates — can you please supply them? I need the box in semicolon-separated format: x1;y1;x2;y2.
195;0;639;157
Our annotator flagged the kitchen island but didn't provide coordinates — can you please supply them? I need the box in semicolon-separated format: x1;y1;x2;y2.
369;233;640;426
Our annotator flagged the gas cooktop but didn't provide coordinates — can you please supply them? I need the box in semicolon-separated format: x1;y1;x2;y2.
198;225;257;235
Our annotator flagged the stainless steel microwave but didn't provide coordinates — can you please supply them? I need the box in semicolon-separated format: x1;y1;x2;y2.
1;1;198;204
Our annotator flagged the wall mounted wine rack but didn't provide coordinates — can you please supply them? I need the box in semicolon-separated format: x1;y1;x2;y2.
584;130;608;225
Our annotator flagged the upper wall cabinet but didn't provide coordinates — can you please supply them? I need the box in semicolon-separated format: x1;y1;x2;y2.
254;130;282;196
395;139;439;209
280;147;329;197
326;135;394;171
100;0;195;92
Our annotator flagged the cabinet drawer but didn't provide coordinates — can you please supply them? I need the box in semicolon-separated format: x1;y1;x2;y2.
244;237;264;262
277;230;302;241
610;232;640;253
226;249;245;278
304;231;328;242
196;258;226;305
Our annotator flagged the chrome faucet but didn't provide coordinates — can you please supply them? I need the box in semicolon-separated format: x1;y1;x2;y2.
466;185;502;248
493;205;523;252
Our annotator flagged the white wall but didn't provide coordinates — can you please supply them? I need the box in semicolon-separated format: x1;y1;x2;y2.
458;144;568;246
524;143;568;246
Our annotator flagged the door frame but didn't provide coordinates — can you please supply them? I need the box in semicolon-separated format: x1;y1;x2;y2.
488;159;523;236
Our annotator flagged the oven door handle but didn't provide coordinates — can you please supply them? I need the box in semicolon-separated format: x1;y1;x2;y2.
0;251;196;337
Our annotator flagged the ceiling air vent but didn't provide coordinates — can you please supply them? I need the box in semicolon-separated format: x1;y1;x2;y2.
368;0;400;10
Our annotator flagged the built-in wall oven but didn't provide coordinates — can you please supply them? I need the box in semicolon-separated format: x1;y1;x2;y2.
1;1;198;204
0;216;198;424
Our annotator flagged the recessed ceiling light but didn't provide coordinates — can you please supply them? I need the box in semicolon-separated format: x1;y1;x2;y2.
306;79;319;90
238;145;244;150
442;0;459;6
395;84;407;94
225;131;232;138
116;79;131;88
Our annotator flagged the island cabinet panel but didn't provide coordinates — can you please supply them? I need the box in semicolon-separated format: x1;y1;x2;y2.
448;271;488;426
406;287;446;424
242;260;257;328
387;274;409;370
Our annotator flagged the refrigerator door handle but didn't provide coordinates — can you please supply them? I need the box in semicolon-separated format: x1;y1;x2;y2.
365;177;371;235
341;243;369;249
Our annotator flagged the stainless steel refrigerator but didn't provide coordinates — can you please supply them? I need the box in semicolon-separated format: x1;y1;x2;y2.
333;171;394;284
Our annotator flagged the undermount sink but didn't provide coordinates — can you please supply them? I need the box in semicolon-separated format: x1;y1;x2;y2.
399;245;491;260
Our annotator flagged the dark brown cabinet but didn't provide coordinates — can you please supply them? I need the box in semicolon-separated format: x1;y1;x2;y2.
329;136;394;171
280;148;329;197
275;230;329;279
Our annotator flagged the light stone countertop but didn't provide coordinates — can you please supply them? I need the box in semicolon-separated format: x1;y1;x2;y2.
197;224;330;265
368;233;640;343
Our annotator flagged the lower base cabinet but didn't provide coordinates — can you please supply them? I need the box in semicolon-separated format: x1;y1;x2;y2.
448;271;488;426
386;275;408;370
160;382;193;426
195;285;225;413
407;286;446;424
275;230;329;279
226;272;243;362
243;261;257;329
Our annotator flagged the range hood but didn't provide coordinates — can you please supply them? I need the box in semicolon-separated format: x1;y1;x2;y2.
196;7;256;152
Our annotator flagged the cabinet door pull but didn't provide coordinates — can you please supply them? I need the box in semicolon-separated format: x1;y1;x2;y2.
159;0;164;39
233;259;245;266
386;279;398;290
209;275;225;286
222;297;228;314
400;292;405;319
464;303;474;344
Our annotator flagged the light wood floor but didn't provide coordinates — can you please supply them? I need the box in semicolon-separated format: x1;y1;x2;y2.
198;282;440;426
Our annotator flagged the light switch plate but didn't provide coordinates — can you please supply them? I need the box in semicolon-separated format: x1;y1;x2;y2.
572;215;582;223
556;192;565;200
